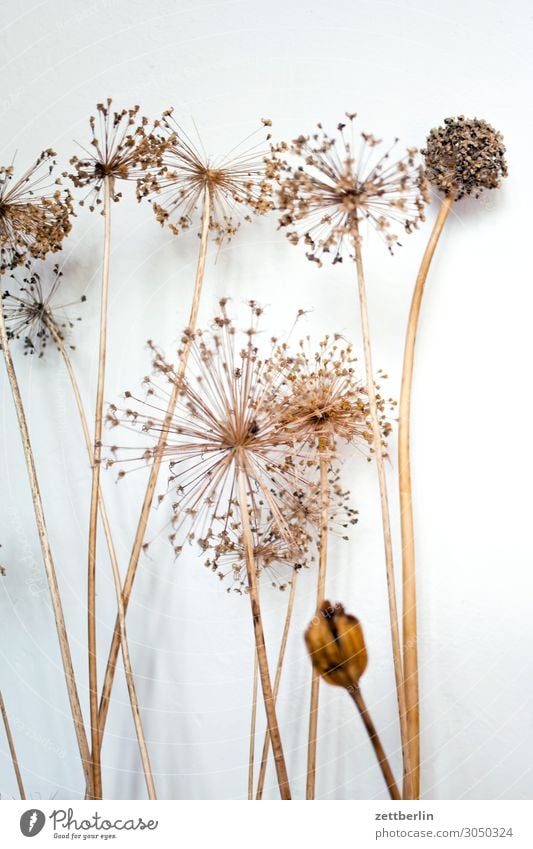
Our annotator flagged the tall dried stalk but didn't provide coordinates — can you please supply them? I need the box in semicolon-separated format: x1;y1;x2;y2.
306;453;329;799
248;650;259;799
0;286;92;793
399;192;455;799
348;687;401;800
256;570;298;799
0;690;26;799
97;185;211;746
236;462;291;800
353;221;411;799
45;317;157;800
86;174;112;799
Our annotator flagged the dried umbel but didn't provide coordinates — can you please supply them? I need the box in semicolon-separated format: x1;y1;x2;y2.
422;116;507;200
69;99;163;209
203;473;358;592
106;300;310;554
0;151;73;272
138;111;283;242
274;335;392;455
203;498;308;593
277;113;428;264
2;263;85;356
305;600;368;689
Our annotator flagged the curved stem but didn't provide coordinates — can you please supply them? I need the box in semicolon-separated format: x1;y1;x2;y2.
353;224;410;799
97;185;211;747
46;319;156;800
248;646;259;799
399;192;455;799
237;462;291;800
0;285;92;793
256;569;298;799
0;689;26;799
348;686;401;801
306;453;329;799
87;175;112;799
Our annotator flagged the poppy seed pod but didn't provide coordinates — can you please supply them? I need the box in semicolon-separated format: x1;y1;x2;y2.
304;600;368;689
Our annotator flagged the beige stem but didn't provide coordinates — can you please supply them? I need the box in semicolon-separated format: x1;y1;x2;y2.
348;686;401;801
255;570;298;800
97;185;211;746
46;319;157;800
87;175;112;799
236;463;291;800
0;286;92;793
0;690;26;799
248;647;259;799
353;223;410;799
399;192;455;799
306;453;329;799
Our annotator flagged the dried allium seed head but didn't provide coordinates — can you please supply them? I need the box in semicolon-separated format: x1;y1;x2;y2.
68;99;164;210
277;113;429;265
305;600;368;689
2;262;85;356
422;116;508;200
202;496;309;593
0;151;73;272
202;473;357;593
106;300;310;555
138;111;284;243
273;335;392;455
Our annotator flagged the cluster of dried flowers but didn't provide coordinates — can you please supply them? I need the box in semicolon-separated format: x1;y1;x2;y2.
137;111;283;242
422;116;508;200
0;151;73;272
2;262;85;356
277;113;429;263
0;100;509;803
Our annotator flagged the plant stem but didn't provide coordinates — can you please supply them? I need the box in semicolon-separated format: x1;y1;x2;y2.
87;175;112;799
236;462;291;800
399;192;455;799
0;284;92;794
348;686;401;801
353;222;410;799
46;319;157;800
0;690;26;799
248;648;259;799
256;570;298;800
306;453;329;799
97;185;211;748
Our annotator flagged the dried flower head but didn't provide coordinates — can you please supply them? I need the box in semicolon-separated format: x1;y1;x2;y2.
273;335;393;455
2;262;85;356
138;111;283;243
202;472;358;592
106;300;310;555
0;151;73;272
68;99;163;210
277;113;428;264
202;496;308;593
422;116;508;200
305;600;368;689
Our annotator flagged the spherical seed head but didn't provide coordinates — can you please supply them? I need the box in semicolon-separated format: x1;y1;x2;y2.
138;111;284;244
68;99;163;210
277;114;428;264
2;261;85;356
422;116;508;200
273;335;392;456
0;151;73;272
305;600;368;689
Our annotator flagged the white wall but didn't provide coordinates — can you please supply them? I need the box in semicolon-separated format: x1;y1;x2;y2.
1;0;531;800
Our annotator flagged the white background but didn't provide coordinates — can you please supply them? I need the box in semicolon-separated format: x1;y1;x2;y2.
1;0;532;802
